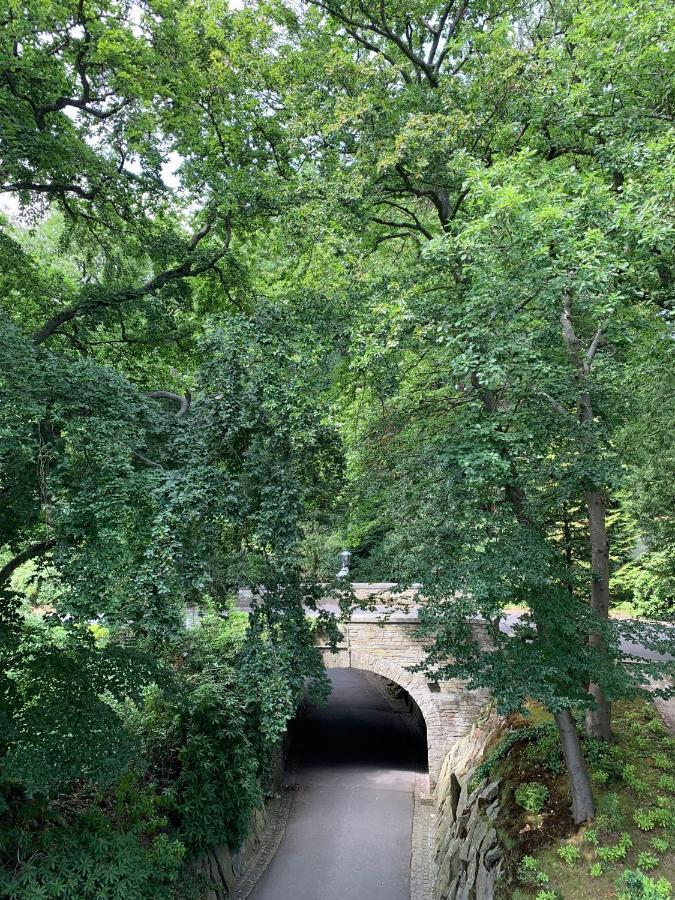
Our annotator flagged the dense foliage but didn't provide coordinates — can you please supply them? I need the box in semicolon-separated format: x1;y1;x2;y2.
1;0;674;893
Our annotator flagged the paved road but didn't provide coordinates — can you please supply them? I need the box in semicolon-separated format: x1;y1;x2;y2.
249;669;425;900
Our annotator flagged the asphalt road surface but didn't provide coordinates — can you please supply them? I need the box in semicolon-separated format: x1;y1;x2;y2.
248;668;426;900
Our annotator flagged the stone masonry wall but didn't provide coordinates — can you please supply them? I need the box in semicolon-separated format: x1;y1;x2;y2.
434;712;504;900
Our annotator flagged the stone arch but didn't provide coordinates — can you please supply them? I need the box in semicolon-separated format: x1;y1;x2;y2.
320;648;444;780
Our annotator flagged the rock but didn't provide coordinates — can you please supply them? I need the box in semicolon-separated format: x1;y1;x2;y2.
480;827;498;854
480;780;500;804
450;773;462;820
484;844;502;871
455;869;471;900
476;858;497;900
466;778;487;810
469;818;489;857
465;854;478;892
486;799;499;820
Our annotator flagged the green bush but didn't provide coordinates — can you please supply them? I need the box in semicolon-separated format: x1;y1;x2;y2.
596;792;625;831
615;869;672;900
0;810;188;900
597;833;633;864
517;855;550;886
558;844;581;866
637;852;660;872
515;782;550;814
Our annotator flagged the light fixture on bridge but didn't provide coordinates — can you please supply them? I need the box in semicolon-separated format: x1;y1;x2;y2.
336;549;352;579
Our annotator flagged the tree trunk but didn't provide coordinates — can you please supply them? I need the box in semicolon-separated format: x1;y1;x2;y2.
554;708;595;824
561;295;613;742
584;481;612;741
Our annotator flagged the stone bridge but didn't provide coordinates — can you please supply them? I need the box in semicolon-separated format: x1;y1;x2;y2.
311;584;488;785
238;582;489;785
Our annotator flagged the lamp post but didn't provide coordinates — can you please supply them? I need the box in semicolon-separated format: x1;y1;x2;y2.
336;549;352;579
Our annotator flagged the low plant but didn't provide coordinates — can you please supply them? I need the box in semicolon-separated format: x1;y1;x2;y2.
623;764;650;795
583;827;599;845
515;782;549;814
518;855;550;886
647;719;667;736
597;792;626;831
592;769;610;785
472;723;560;783
558;844;581;866
535;891;558;900
652;753;673;772
590;863;603;877
615;869;672;900
635;809;658;831
657;775;675;793
650;837;670;853
637;852;660;872
597;833;633;864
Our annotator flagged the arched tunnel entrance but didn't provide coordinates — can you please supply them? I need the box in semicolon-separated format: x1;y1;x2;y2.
249;668;428;900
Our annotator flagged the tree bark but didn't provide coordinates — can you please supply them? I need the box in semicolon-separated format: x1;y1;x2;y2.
554;708;595;823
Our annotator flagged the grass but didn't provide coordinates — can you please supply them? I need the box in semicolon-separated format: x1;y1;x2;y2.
492;699;675;899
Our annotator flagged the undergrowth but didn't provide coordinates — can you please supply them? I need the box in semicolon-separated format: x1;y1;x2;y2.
489;700;675;900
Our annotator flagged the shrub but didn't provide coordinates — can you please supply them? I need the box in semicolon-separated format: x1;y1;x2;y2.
652;753;673;772
615;869;672;900
558;845;581;866
523;726;565;775
637;852;660;872
597;792;625;831
597;833;633;864
517;855;550;886
0;812;188;900
515;782;549;814
650;837;670;853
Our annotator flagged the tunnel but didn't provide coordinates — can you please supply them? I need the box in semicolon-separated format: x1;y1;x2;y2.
249;668;428;900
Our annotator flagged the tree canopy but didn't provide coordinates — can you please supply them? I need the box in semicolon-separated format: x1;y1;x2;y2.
1;0;674;892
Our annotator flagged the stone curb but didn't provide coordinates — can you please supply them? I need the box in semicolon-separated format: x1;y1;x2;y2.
232;772;298;899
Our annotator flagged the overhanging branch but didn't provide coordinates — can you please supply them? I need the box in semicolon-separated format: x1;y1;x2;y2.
32;216;232;345
0;538;57;587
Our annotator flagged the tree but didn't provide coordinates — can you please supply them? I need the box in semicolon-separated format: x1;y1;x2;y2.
248;0;675;821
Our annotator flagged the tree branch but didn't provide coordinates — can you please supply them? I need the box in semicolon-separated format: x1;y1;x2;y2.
0;539;57;587
132;450;164;469
535;389;569;417
147;390;191;418
32;217;231;345
584;322;606;375
1;180;98;200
